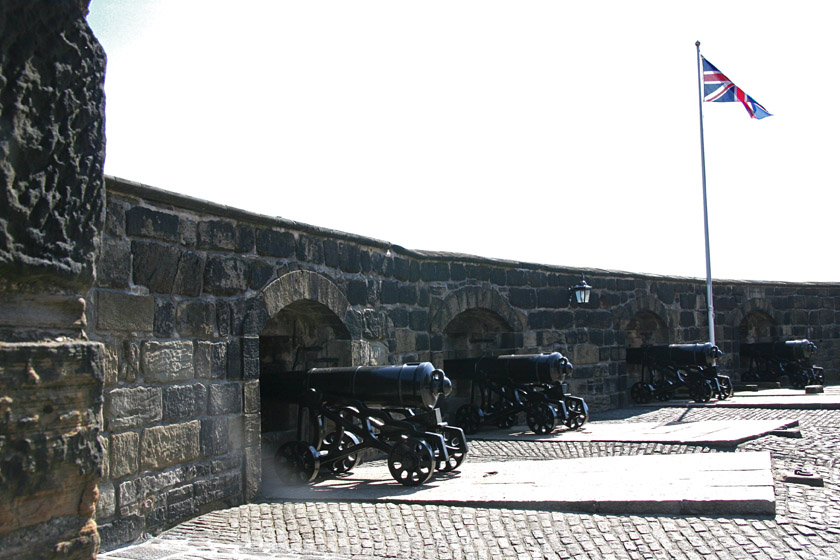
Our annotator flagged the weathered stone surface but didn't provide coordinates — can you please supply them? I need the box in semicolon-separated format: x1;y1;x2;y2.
105;386;162;430
132;240;180;294
97;291;154;332
120;339;141;383
208;383;242;416
140;421;200;470
110;432;139;479
96;238;131;289
203;256;249;296
125;207;179;243
243;381;260;414
194;341;227;379
256;229;295;258
176;300;216;338
163;383;207;421
201;417;229;457
142;340;194;383
197;219;237;251
154;298;175;338
96;481;116;520
172;251;205;297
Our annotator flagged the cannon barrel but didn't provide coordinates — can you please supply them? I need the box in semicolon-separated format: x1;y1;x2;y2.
266;362;452;409
741;339;817;361
633;343;722;367
444;352;572;384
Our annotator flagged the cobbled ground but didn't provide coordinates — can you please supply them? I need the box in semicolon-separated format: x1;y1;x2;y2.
101;405;840;560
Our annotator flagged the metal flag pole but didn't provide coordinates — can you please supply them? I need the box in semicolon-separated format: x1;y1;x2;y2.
695;40;715;346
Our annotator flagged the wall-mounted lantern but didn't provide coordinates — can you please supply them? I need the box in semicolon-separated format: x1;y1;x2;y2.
570;274;592;305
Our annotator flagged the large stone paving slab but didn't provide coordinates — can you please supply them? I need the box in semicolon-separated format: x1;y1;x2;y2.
478;418;798;445
262;451;775;516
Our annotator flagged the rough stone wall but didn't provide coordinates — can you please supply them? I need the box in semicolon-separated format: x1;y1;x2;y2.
91;176;840;550
0;1;106;559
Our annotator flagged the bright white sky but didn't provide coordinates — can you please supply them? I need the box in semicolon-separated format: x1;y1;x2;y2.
87;1;839;283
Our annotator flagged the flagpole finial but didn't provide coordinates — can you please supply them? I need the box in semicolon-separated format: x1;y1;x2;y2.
696;40;700;47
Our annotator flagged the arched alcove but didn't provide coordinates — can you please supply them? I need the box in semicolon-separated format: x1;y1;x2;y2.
623;310;670;385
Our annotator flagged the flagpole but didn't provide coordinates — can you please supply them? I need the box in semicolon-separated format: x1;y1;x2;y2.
695;41;715;347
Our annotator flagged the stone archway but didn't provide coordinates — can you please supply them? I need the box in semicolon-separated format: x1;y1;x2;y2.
429;286;525;338
241;270;356;489
616;297;674;390
730;299;780;369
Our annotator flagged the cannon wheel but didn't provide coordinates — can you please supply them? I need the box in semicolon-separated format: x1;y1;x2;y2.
388;437;435;486
717;376;733;400
630;382;653;404
274;441;320;485
653;379;675;402
455;404;482;435
526;402;557;435
564;398;588;431
496;414;516;429
789;370;809;389
689;382;712;403
321;430;361;474
436;427;468;472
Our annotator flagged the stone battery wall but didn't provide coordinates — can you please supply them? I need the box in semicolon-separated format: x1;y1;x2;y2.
91;175;840;549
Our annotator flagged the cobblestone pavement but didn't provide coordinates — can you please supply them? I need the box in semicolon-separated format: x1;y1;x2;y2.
101;404;840;560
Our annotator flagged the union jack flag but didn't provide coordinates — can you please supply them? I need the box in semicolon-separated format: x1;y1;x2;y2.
702;56;771;119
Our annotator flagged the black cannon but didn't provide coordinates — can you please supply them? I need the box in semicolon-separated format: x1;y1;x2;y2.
445;352;589;435
628;343;732;403
261;362;468;486
740;339;824;388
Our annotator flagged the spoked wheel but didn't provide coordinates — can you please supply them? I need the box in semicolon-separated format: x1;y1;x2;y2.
790;371;809;389
321;430;361;474
630;382;653;404
564;397;589;430
436;427;468;472
689;381;712;403
496;414;516;429
388;437;435;486
525;402;558;435
716;376;734;400
454;404;482;435
653;379;675;402
274;441;320;485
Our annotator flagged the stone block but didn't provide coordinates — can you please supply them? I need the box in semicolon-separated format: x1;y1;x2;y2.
173;251;205;297
227;415;244;450
131;240;180;294
243;381;260;414
96;481;116;520
208;382;242;415
126;206;179;242
203;255;249;296
142;340;194;383
102;341;119;386
201;417;229;458
244;445;261;501
120;339;142;383
571;343;601;365
197;219;237;251
140;420;201;470
110;431;139;479
154;297;175;337
97;291;154;332
256;228;296;257
194;341;228;379
96;238;131;289
163;383;207;421
244;413;260;449
105;386;162;430
242;336;259;380
176;299;216;337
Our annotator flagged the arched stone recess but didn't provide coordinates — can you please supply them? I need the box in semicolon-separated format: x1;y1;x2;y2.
616;296;675;387
429;286;525;337
239;270;361;494
729;298;780;369
615;295;677;338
